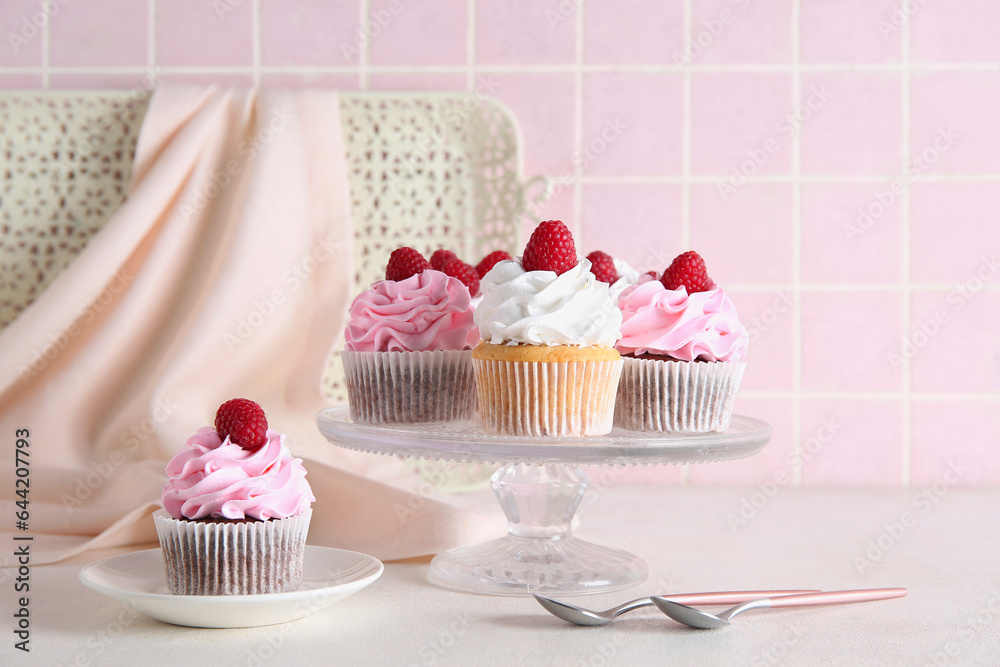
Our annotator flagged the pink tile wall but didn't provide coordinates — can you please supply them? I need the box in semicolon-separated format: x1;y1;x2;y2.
260;1;361;67
800;0;901;64
583;72;684;177
689;72;793;177
2;1;998;486
690;0;794;64
50;0;148;68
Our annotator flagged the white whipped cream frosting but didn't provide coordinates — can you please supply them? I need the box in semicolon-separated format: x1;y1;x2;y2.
609;257;642;303
475;258;622;347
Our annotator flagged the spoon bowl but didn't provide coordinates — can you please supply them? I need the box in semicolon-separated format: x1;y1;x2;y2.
533;594;651;626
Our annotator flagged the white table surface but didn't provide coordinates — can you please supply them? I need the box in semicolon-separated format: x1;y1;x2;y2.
11;485;1000;666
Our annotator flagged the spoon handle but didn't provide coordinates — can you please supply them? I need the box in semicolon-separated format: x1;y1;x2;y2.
765;588;907;608
662;589;819;606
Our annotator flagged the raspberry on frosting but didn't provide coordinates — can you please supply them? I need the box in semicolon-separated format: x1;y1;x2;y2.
430;249;458;271
386;247;431;282
586;251;619;284
475;250;512;278
661;251;713;294
441;257;481;297
215;398;268;451
522;220;577;275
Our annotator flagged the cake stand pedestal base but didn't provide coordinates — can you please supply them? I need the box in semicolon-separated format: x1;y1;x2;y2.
428;463;648;596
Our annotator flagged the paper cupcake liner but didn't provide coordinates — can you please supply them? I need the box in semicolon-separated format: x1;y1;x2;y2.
473;358;623;437
153;509;311;595
341;350;476;424
613;358;745;433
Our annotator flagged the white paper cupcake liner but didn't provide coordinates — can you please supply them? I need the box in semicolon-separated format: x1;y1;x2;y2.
153;509;311;595
473;358;623;437
341;349;476;424
613;358;745;433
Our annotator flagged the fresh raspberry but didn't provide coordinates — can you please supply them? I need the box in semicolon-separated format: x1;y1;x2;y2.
521;220;577;275
585;251;619;284
385;247;430;282
644;270;660;281
475;250;513;278
660;251;713;294
429;249;458;271
442;258;481;297
215;398;268;452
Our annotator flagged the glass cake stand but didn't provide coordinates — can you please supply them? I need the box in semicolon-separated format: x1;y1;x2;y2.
316;406;771;597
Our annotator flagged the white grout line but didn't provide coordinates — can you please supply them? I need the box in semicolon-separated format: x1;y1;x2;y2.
790;0;803;485
4;62;999;76
251;0;261;87
572;1;584;241
900;9;913;488
681;0;692;250
466;0;476;91
579;174;1000;184
908;394;1000;402
148;0;157;69
726;282;1000;292
359;0;369;89
680;0;692;486
41;3;50;88
463;0;477;258
742;391;1000;402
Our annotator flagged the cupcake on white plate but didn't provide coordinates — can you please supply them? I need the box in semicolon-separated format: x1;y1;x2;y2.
155;399;315;595
614;251;748;433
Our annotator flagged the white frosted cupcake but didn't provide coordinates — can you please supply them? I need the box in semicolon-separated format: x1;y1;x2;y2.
614;251;748;433
342;248;480;424
473;221;624;437
155;399;315;595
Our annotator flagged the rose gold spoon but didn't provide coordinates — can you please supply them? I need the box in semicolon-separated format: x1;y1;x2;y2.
652;587;908;629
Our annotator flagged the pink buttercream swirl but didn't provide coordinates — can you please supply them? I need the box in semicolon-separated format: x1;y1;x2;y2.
616;281;749;362
344;269;479;352
162;427;315;521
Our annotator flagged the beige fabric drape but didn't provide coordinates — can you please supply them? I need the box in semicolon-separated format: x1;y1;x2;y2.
0;85;498;566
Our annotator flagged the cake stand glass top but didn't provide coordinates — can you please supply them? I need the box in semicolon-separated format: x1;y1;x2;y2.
315;406;772;466
316;407;773;596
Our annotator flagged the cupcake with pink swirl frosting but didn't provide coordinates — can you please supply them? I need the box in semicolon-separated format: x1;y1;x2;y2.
153;398;315;595
341;247;479;424
614;251;749;433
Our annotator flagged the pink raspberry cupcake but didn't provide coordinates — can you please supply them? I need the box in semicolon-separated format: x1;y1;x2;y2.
614;251;748;433
154;399;315;595
341;247;480;424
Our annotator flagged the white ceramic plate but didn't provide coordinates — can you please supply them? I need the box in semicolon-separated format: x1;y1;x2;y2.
79;546;383;628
